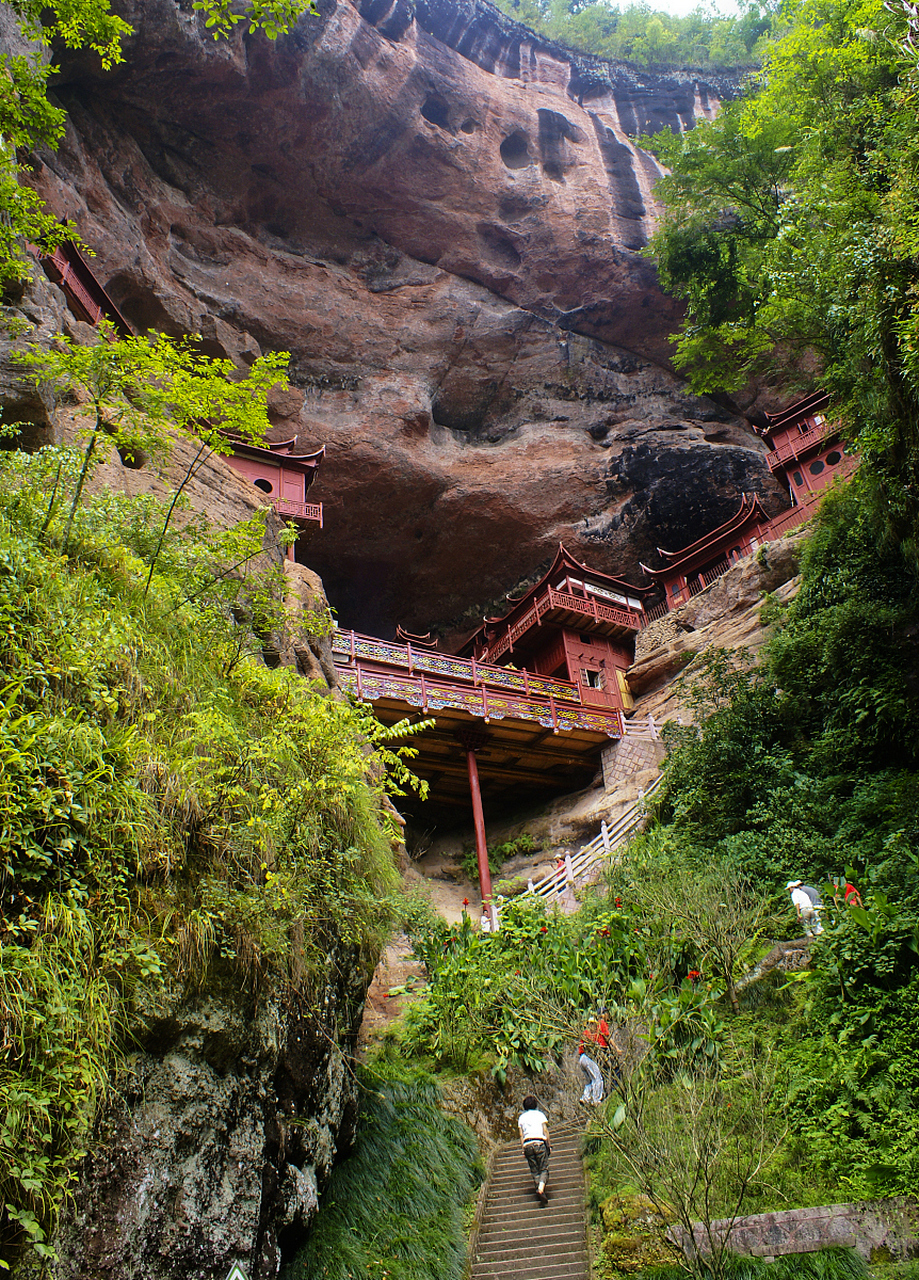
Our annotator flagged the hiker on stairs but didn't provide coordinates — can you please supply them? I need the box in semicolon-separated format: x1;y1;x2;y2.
578;1013;608;1104
518;1094;551;1206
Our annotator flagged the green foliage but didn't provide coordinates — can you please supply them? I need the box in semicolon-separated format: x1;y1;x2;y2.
644;0;919;550
638;486;919;1200
289;1069;482;1280
13;327;290;566
395;880;729;1083
0;452;415;1267
490;0;775;70
458;831;536;881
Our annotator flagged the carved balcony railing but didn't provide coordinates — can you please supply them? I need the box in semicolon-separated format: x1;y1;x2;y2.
766;420;835;470
331;629;624;737
273;497;323;525
480;587;644;664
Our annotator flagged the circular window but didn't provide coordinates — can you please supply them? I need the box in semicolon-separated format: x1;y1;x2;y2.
792;471;803;486
809;459;825;476
826;450;842;466
254;478;274;494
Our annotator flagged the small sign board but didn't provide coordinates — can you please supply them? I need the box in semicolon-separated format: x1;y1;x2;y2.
225;1267;249;1280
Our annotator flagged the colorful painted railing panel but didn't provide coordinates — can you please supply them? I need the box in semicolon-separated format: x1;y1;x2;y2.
330;631;584;704
334;666;623;737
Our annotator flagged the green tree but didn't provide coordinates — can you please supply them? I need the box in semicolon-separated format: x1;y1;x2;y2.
14;327;290;562
643;0;919;549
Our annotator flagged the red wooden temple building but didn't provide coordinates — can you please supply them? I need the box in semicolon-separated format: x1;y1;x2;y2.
332;547;652;922
640;392;857;621
35;242;134;337
755;390;856;502
640;493;770;614
222;437;324;557
458;545;650;712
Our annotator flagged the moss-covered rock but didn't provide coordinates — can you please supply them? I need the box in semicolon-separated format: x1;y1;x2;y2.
598;1194;682;1277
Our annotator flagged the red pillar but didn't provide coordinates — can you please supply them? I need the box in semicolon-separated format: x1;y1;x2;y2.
465;745;494;916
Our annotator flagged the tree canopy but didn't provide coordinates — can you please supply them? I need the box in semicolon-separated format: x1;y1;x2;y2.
643;0;919;552
492;0;778;70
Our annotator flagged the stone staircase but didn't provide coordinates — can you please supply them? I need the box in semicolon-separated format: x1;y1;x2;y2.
469;1124;589;1280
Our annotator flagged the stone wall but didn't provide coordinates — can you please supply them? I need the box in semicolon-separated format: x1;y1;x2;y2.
601;735;666;791
672;1198;919;1263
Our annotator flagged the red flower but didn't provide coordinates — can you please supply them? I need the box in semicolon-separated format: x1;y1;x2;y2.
615;898;622;907
540;926;548;933
462;898;470;907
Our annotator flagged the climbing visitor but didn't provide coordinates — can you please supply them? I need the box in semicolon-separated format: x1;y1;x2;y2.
555;855;567;898
594;1008;625;1091
787;880;823;936
518;1094;551;1205
577;1017;606;1104
833;877;863;909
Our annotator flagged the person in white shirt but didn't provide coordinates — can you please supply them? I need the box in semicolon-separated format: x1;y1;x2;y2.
787;879;823;936
518;1095;551;1205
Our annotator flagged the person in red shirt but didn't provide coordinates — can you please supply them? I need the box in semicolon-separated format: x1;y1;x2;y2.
578;1011;610;1104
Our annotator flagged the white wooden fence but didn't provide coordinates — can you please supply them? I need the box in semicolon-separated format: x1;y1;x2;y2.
526;773;664;900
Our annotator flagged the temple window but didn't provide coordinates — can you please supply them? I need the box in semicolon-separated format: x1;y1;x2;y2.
809;459;825;476
826;450;842;466
254;478;274;493
581;669;604;688
792;471;803;486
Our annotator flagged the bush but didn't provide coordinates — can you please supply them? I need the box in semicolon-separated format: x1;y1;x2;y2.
459;832;536;882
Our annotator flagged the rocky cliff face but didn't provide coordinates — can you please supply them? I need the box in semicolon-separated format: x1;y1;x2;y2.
53;967;366;1280
26;0;789;637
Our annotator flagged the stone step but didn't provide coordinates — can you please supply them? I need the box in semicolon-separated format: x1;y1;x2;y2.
469;1137;588;1280
470;1257;588;1280
476;1234;587;1263
481;1199;584;1221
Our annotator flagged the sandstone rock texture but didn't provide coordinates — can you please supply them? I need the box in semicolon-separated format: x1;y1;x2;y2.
27;0;792;636
52;963;368;1280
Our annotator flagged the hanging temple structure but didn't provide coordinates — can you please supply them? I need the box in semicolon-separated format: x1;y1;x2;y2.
35;243;858;917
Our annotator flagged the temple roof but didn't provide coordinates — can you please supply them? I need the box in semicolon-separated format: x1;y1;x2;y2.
395;625;439;649
225;436;325;480
755;390;829;438
460;544;650;654
502;544;650;611
640;494;769;581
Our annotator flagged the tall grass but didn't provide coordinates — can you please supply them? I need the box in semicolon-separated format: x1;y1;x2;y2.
288;1074;482;1280
644;1247;868;1280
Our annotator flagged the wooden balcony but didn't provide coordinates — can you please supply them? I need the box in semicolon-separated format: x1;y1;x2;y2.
481;586;643;663
331;630;622;732
767;420;835;470
331;629;623;808
273;497;323;526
